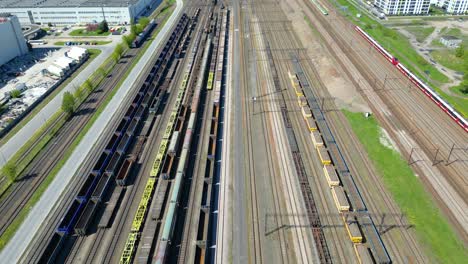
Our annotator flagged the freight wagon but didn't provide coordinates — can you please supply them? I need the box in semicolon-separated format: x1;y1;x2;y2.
331;186;350;212
131;19;156;48
323;165;340;187
310;130;323;147
74;200;98;236
345;219;363;243
304;116;317;132
297;96;307;108
301;106;312;118
354;244;374;264
316;145;331;165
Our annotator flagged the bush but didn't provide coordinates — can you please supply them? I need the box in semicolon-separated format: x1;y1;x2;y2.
2;162;16;183
83;79;93;93
61;91;75;116
115;43;124;56
74;86;84;101
123;33;136;47
455;45;464;58
135;24;144;35
460;81;468;94
9;89;22;98
139;17;150;28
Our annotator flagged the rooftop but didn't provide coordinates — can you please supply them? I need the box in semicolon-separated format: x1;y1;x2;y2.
0;0;139;8
440;35;461;41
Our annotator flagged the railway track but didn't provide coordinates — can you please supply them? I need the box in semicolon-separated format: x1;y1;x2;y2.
234;1;323;262
21;10;184;262
0;52;134;236
300;0;468;237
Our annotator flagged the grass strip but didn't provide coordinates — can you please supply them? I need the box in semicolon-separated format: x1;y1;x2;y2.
332;0;468;117
0;7;174;251
343;110;468;264
404;26;435;43
69;29;111;36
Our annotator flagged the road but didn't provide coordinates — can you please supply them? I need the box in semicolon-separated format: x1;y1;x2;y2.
0;0;183;261
230;0;249;263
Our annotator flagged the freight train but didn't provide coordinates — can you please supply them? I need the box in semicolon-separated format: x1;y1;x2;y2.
355;26;468;133
131;19;156;48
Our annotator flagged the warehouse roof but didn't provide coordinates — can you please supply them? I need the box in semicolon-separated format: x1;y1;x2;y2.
0;0;139;8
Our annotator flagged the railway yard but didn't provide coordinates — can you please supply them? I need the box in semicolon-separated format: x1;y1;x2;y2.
0;0;466;263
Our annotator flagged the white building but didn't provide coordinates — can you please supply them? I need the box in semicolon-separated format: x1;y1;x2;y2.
374;0;431;15
440;35;462;47
0;0;159;26
0;14;29;66
436;0;468;14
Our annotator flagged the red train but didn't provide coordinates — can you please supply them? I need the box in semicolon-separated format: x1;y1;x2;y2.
355;26;468;133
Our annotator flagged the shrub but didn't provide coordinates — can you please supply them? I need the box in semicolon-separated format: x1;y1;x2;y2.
9;89;22;98
61;92;75;116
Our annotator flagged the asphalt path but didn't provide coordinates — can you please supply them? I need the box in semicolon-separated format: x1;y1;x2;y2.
231;1;249;263
0;0;183;262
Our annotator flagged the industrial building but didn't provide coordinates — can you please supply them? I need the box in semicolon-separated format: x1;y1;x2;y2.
439;35;463;47
436;0;468;14
374;0;431;15
0;0;159;26
0;14;28;66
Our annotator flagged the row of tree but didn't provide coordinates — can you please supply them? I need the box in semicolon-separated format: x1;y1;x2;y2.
2;15;151;182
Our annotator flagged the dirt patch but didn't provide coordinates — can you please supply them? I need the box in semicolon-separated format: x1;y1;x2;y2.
280;0;370;113
379;127;400;153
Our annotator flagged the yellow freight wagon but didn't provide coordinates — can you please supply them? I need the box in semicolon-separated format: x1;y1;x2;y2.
310;130;323;147
323;165;340;187
345;220;363;243
316;145;331;165
331;186;350;212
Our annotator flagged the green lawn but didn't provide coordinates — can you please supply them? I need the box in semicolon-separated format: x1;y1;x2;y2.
450;84;468;97
334;0;449;84
54;40;111;46
405;26;435;42
431;49;466;72
343;110;468;264
332;0;468;117
430;38;446;47
69;28;111;36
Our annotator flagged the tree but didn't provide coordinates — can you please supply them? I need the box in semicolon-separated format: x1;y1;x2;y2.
2;162;16;183
460;80;468;94
96;67;106;78
83;79;94;93
74;86;84;101
9;89;22;98
115;43;124;57
123;35;133;47
111;51;120;63
455;44;464;58
61;91;75;115
130;23;138;35
99;20;109;33
138;16;150;28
